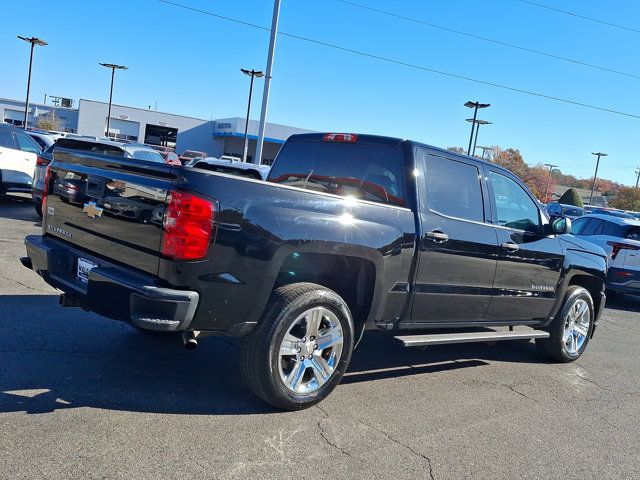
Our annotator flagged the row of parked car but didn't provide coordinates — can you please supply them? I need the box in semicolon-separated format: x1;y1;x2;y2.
542;201;640;296
544;201;640;220
0;124;272;221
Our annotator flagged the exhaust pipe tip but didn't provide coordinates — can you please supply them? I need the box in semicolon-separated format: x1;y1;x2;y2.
182;331;199;350
20;257;33;270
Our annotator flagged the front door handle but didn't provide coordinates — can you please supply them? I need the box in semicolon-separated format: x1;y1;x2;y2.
501;242;520;252
426;231;449;243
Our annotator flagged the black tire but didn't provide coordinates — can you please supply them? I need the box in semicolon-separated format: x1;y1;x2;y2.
536;286;594;362
240;283;354;411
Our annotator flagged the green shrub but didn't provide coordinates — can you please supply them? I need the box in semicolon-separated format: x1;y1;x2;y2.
558;188;584;207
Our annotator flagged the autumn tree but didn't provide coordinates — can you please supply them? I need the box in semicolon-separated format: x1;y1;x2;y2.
609;187;640;211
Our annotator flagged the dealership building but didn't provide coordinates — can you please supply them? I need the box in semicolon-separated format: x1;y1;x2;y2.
0;97;314;163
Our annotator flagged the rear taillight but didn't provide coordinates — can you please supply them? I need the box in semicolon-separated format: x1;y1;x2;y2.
607;241;640;260
41;166;52;213
323;133;358;143
36;155;50;166
161;190;215;260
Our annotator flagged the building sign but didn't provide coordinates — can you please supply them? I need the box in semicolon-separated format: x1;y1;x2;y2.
217;122;232;129
118;114;129;120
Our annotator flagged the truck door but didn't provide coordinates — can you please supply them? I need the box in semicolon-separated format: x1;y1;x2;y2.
483;168;563;321
411;150;499;323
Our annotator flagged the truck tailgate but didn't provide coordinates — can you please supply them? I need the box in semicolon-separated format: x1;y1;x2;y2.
43;149;173;276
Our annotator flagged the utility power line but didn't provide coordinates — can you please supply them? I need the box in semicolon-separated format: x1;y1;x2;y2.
516;0;640;34
337;0;640;80
158;0;640;120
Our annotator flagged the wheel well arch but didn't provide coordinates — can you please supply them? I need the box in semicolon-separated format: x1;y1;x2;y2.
273;252;377;329
567;274;604;314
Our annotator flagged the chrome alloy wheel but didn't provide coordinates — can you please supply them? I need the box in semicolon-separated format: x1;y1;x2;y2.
563;298;590;356
278;307;344;394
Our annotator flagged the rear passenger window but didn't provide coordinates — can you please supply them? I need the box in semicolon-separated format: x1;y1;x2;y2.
603;221;624;237
423;155;484;222
570;217;590;235
582;219;604;235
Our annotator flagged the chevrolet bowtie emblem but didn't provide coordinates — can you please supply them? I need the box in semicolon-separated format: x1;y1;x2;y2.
83;201;103;219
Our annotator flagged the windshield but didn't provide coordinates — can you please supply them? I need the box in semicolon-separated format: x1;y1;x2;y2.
268;140;406;207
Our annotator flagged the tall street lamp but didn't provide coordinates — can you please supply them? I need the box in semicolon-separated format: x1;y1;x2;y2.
476;145;494;161
464;100;490;155
17;36;48;129
465;118;492;157
543;163;559;203
240;68;264;162
99;63;128;138
589;152;607;205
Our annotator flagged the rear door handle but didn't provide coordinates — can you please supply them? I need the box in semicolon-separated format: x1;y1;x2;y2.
501;242;520;252
426;231;449;243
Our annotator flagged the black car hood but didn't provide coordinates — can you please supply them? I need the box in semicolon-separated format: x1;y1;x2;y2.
560;235;607;258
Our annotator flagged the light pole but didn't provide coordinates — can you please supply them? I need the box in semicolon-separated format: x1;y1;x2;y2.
477;145;493;161
240;68;264;162
464;100;490;155
99;63;128;138
543;163;559;203
18;36;48;129
589;152;607;205
635;167;640;188
254;0;281;165
465;118;492;157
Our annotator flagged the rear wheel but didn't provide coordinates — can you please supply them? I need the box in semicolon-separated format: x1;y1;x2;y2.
240;283;354;410
536;286;594;362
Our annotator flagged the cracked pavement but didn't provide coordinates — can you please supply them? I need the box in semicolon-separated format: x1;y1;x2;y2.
1;193;640;479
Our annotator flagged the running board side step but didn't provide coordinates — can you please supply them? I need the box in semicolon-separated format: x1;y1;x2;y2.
394;330;550;347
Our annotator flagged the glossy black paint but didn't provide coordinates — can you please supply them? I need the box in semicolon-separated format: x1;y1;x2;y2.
27;134;609;337
44;149;171;276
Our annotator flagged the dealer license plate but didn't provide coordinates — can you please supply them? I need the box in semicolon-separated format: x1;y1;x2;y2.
76;257;97;283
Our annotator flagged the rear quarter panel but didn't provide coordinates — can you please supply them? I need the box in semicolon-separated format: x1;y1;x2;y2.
161;168;417;332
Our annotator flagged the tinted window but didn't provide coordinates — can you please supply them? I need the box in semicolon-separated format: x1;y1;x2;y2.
423;155;484;222
55;139;125;157
602;221;625;237
268;140;405;206
15;132;41;154
0;129;17;149
489;171;541;233
27;134;49;149
570;217;590;235
581;219;604;235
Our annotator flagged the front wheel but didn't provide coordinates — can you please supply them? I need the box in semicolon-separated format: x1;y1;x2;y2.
536;286;594;362
240;283;354;410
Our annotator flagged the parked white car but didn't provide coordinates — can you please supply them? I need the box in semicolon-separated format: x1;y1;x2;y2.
25;130;56;150
571;214;640;295
0;124;42;194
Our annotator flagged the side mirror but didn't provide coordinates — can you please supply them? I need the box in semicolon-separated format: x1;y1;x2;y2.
549;215;571;235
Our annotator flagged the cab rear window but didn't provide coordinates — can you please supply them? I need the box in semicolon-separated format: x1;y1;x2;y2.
268;140;405;206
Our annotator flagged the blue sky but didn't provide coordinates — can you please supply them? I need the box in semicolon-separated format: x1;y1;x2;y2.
3;0;639;185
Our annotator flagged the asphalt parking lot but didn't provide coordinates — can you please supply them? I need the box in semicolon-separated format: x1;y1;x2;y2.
1;193;639;480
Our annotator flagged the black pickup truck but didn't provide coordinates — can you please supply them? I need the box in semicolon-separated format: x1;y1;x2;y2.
23;132;608;410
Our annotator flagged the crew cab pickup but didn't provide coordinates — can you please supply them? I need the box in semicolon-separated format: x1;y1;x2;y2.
23;133;608;410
